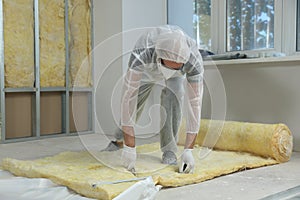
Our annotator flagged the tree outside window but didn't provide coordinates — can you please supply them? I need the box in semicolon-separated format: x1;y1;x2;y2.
194;0;275;53
227;0;274;52
193;0;211;51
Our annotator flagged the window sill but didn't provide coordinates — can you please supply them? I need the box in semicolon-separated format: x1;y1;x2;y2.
204;55;300;67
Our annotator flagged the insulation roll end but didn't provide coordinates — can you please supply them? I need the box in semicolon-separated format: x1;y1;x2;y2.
271;124;293;163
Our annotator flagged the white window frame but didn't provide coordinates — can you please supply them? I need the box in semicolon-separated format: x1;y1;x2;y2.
282;0;298;56
297;0;300;53
168;0;299;57
213;0;283;56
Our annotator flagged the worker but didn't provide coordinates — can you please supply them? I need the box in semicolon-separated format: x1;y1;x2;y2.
104;25;204;174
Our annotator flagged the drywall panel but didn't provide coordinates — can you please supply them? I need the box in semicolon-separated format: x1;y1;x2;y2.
70;92;89;132
5;93;33;139
40;92;62;135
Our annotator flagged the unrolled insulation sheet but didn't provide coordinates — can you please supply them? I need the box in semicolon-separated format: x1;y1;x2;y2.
1;120;293;199
2;144;279;200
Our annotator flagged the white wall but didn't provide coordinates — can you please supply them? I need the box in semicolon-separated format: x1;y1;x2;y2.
93;0;123;134
167;0;194;37
121;0;167;135
202;61;300;151
122;0;167;31
122;0;167;72
94;0;167;134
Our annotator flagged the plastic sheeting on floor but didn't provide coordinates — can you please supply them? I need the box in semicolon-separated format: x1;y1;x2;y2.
0;170;160;200
0;170;94;200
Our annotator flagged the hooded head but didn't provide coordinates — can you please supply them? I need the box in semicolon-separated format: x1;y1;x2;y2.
155;30;191;64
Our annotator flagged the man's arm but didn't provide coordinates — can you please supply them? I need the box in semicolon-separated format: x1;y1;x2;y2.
122;126;135;147
121;68;142;147
120;68;142;171
184;133;197;149
179;79;203;174
185;79;203;147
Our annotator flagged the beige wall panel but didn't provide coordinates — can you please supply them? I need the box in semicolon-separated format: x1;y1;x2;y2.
69;0;92;87
40;0;66;87
4;0;34;88
69;92;89;132
40;92;62;135
5;93;32;139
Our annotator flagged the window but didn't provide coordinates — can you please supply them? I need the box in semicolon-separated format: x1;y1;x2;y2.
193;0;212;51
297;0;300;51
193;0;280;55
226;0;274;51
169;0;298;57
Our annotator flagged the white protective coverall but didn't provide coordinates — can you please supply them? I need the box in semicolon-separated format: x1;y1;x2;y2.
115;25;204;173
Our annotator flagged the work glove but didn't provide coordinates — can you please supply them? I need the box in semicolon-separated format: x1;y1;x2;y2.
121;144;136;171
179;149;194;173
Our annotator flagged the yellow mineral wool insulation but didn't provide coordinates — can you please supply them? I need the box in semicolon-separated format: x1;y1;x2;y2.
69;0;92;87
4;0;34;88
39;0;66;87
2;143;279;200
178;119;293;163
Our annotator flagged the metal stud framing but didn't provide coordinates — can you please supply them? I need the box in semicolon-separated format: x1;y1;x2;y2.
0;0;94;143
0;0;5;141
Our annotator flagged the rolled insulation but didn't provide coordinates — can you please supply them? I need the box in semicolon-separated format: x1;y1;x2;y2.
4;0;34;88
178;119;293;163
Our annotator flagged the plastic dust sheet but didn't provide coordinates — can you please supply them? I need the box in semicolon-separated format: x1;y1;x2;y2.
0;170;159;200
0;170;93;200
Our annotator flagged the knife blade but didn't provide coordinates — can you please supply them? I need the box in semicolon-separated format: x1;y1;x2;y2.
91;177;147;188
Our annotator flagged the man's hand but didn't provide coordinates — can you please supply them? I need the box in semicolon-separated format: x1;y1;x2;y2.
121;144;136;171
179;149;194;173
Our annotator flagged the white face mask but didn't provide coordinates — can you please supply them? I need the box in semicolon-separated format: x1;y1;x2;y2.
157;60;182;80
159;64;177;80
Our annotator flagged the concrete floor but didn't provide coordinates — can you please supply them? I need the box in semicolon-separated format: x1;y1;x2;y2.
0;133;299;200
